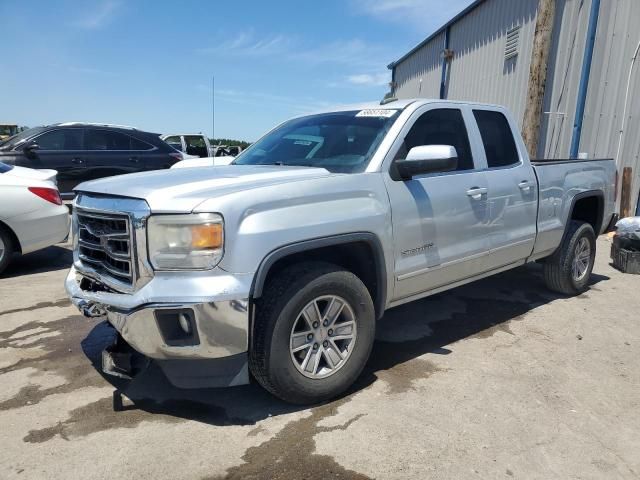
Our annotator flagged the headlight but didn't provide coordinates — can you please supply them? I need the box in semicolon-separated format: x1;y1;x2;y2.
147;213;224;270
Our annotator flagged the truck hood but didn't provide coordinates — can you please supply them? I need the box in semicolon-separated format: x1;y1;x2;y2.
75;165;333;212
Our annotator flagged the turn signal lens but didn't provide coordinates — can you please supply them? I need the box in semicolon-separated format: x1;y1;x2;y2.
190;223;223;249
28;187;62;205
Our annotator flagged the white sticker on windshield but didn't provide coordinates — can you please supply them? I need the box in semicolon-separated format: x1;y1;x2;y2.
355;109;396;118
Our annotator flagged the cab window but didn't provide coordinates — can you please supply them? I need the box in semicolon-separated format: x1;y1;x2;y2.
473;110;520;168
396;108;474;172
184;135;208;157
164;135;183;151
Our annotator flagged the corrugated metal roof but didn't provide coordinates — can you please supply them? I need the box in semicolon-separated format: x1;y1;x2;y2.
387;0;488;69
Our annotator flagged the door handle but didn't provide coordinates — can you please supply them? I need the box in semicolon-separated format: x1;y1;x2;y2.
71;158;84;164
129;156;140;163
518;181;532;192
466;187;487;200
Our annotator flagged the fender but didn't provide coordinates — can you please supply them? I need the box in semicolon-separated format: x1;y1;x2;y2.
251;232;388;319
565;190;605;235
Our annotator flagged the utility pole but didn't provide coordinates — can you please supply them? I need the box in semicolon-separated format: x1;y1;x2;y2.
211;75;216;140
522;0;556;158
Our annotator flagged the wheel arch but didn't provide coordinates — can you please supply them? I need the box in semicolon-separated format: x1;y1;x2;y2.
567;190;605;235
0;220;21;254
251;233;387;319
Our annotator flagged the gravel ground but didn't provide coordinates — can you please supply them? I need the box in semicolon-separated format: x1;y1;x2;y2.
0;236;638;479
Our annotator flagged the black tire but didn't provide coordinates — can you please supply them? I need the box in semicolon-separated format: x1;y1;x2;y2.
543;220;596;295
0;227;15;275
250;262;375;405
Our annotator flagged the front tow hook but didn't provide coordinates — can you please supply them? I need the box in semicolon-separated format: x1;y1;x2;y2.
77;300;108;318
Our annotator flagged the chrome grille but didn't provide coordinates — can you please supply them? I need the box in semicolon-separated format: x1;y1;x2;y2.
76;209;134;287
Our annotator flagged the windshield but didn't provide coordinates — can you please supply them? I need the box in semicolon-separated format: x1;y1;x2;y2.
0;162;14;173
0;126;46;149
233;109;400;173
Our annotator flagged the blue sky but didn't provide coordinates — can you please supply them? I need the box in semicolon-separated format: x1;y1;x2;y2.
1;0;472;141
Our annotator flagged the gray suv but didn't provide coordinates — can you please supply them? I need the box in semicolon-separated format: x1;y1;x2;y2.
0;123;183;198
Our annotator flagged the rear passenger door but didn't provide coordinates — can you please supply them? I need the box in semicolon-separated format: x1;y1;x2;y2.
83;128;147;182
384;105;491;301
472;109;537;268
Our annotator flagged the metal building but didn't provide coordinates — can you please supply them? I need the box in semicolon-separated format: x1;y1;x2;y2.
387;0;640;215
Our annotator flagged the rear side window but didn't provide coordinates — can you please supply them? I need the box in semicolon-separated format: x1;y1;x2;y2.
398;108;474;171
0;162;14;173
35;129;83;150
85;129;131;150
473;110;520;168
130;136;153;150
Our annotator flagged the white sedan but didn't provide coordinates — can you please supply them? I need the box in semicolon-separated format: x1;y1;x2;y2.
0;163;70;274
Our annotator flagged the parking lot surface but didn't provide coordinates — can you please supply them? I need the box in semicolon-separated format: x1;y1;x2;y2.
1;237;639;479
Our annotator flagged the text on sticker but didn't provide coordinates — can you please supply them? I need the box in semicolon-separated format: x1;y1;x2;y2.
355;109;397;118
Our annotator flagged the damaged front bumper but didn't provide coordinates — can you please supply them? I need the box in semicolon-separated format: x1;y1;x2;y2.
65;265;254;388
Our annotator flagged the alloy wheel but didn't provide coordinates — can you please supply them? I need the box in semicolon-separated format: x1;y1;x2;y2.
289;295;357;379
572;237;591;281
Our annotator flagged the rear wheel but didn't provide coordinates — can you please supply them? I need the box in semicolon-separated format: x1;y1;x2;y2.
0;227;15;275
250;262;375;404
543;221;596;295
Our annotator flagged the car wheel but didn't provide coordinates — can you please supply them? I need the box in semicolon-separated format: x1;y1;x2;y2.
0;227;15;275
543;220;596;295
250;262;375;405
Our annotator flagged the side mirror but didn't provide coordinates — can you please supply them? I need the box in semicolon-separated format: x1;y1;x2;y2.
23;142;40;158
395;145;458;180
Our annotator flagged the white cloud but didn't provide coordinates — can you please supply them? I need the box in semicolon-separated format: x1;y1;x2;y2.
72;0;121;29
211;88;335;115
291;39;389;69
68;66;119;77
199;33;392;71
346;72;390;86
197;30;292;56
352;0;473;31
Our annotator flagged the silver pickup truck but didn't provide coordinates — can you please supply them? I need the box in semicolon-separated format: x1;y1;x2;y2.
65;99;616;404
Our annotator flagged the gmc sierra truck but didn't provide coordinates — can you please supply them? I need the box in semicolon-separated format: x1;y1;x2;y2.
65;99;616;404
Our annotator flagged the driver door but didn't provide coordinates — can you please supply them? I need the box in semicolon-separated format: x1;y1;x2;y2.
383;105;491;302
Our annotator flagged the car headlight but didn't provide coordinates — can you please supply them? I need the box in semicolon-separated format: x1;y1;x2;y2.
147;213;224;270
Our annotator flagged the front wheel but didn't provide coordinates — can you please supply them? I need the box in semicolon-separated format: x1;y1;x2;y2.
250;262;375;404
543;220;596;295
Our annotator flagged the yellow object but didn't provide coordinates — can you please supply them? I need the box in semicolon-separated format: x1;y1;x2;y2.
191;224;223;249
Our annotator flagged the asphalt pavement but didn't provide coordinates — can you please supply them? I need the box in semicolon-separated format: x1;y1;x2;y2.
0;236;638;479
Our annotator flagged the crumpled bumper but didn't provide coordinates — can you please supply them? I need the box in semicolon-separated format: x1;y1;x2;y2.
65;266;254;388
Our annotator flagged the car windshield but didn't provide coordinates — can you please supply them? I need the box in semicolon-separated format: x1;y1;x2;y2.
0;126;46;149
0;162;14;173
233;109;400;173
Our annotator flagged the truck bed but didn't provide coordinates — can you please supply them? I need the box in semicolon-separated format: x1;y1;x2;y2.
530;157;616;259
